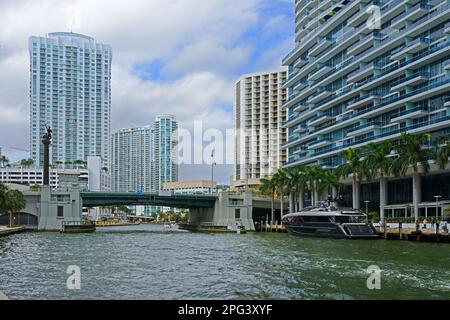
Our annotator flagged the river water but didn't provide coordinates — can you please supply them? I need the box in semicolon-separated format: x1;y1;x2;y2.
0;224;449;300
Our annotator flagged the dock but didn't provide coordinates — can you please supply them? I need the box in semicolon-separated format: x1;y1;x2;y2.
0;226;26;238
255;222;287;233
375;227;450;243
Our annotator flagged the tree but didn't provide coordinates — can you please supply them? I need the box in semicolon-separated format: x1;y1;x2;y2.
304;166;323;206
259;177;277;225
4;189;26;227
20;159;34;168
286;166;307;212
0;183;8;216
316;169;340;202
0;155;9;168
73;160;87;169
338;148;365;209
272;168;288;219
391;133;432;221
434;134;450;170
363;141;393;224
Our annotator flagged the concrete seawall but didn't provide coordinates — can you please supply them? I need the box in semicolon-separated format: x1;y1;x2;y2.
0;226;26;237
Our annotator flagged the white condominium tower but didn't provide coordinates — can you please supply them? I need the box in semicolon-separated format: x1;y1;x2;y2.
282;0;450;169
234;70;288;189
110;126;153;192
152;115;179;192
29;32;112;168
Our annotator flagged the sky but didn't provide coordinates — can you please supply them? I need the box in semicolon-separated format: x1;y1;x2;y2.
0;0;294;184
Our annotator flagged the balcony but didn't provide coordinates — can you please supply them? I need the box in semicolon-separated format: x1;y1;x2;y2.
346;122;381;137
309;37;334;57
347;94;380;110
308;115;332;127
307;89;332;104
391;107;429;122
347;63;382;83
391;72;431;91
308;139;332;150
293;104;307;113
347;34;377;57
348;8;369;27
293;123;308;133
390;3;430;30
293;80;308;92
391;37;430;60
308;65;333;81
294;56;309;69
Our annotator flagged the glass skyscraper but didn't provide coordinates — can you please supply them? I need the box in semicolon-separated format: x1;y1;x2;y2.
152;115;179;192
29;32;112;169
111;126;153;193
283;0;450;169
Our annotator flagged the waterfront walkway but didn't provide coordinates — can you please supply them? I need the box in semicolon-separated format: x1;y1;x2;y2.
0;226;26;237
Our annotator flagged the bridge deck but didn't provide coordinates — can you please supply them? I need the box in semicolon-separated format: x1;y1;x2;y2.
81;192;217;209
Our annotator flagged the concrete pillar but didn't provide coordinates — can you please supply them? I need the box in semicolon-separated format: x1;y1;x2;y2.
380;176;388;224
299;191;304;210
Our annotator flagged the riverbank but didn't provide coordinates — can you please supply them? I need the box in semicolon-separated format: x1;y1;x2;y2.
0;226;26;237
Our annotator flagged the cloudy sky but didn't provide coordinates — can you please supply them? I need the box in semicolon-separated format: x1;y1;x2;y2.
0;0;294;184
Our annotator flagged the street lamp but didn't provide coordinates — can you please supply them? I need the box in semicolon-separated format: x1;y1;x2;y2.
211;152;216;195
434;195;442;219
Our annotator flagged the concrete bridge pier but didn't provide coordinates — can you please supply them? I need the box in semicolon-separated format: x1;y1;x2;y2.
189;192;255;231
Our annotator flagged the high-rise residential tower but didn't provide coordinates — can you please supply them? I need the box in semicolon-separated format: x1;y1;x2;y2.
29;32;112;168
233;70;288;189
283;0;449;169
152;115;179;192
110;126;153;193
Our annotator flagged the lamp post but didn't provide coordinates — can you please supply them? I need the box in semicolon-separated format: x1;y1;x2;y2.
434;195;442;220
211;152;216;195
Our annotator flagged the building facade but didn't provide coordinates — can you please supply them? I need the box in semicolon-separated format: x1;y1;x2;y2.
0;156;106;191
234;70;288;189
152;115;178;192
29;32;112;169
110;126;153;192
163;180;217;194
283;0;449;169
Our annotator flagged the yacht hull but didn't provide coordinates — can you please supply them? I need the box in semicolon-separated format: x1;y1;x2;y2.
284;222;379;239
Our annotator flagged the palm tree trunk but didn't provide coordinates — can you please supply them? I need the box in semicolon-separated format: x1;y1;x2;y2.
314;182;319;205
412;170;421;221
380;174;387;224
9;211;12;227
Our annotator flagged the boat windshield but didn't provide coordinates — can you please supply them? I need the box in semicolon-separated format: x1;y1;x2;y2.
334;215;366;224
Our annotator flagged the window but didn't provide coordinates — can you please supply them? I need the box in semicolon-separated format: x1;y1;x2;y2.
57;206;64;218
235;209;241;220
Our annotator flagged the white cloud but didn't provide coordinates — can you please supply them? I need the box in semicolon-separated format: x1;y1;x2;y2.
0;0;292;182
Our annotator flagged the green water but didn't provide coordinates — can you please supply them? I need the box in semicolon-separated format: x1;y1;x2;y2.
0;224;449;300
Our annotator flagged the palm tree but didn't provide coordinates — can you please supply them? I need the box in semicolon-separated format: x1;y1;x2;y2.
0;155;9;168
272;168;288;219
304;166;323;206
392;133;432;221
4;189;26;227
434;134;450;170
363;141;393;224
316;169;340;202
338;148;364;209
20;159;34;168
260;177;277;225
0;183;8;216
286;166;308;212
73;160;87;169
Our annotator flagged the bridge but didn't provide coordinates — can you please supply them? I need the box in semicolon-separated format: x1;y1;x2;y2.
80;192;217;209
